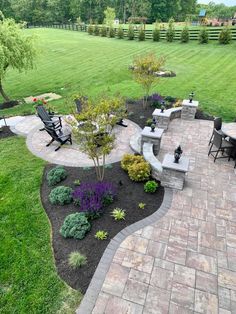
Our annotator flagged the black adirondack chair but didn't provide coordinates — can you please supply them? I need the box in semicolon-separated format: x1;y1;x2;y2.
36;105;62;131
44;124;72;151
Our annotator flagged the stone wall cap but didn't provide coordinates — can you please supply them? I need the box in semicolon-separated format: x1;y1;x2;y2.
162;153;189;172
141;126;164;138
152;107;182;118
182;99;199;107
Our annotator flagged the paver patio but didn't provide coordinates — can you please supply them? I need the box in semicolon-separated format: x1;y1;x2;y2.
7;115;236;313
78;118;236;314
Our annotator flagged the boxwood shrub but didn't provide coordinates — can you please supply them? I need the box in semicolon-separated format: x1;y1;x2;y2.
47;166;67;186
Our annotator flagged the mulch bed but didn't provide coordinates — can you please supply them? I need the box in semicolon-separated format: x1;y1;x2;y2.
0;126;16;139
41;163;164;293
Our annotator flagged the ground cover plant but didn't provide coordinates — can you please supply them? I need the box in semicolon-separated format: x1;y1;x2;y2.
0;136;82;313
1;29;236;121
41;162;164;293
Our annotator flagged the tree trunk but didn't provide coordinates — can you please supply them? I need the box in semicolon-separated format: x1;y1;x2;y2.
0;79;10;102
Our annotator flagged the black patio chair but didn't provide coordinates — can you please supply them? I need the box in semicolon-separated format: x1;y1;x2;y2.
208;129;234;162
75;96;88;113
44;125;72;151
208;117;225;145
36;105;62;131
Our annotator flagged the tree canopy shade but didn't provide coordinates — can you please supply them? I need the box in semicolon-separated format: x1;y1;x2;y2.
0;13;37;101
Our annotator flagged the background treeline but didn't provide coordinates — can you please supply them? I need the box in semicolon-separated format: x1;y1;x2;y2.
1;0;236;24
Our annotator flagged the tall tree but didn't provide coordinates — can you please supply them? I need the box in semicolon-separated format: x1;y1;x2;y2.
0;13;37;101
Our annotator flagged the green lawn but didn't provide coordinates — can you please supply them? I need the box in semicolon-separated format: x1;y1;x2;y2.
1;28;236;121
0;136;82;313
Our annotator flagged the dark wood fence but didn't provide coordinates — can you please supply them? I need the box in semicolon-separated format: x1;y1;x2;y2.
29;23;236;41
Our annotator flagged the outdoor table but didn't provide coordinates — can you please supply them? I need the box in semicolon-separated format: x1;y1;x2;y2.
222;123;236;140
222;123;236;159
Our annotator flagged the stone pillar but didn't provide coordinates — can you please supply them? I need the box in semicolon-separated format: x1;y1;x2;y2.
161;154;189;190
152;109;169;130
181;99;199;120
141;126;164;156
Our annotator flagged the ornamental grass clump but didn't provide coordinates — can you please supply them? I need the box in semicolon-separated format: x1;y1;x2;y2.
95;230;108;240
68;251;87;269
73;182;116;219
49;186;73;205
100;25;107;37
111;208;126;220
108;27;115;38
166;18;175;42
47;166;67;186
153;23;160;42
94;24;100;36
60;213;91;240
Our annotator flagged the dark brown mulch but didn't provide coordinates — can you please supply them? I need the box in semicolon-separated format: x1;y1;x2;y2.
0;126;15;139
127;99;215;128
41;163;164;293
127;100;155;129
0;100;19;110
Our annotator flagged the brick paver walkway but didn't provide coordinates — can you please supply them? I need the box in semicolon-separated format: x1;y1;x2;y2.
85;119;236;314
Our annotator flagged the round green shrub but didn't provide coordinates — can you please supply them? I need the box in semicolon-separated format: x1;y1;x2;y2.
219;27;231;45
121;154;145;172
128;161;151;182
181;26;189;43
153;28;160;42
47;166;67;186
199;28;208;44
60;213;91;240
49;186;73;205
144;180;159;193
68;251;87;268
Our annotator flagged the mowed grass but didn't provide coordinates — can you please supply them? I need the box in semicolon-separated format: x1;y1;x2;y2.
1;28;236;121
0;136;82;313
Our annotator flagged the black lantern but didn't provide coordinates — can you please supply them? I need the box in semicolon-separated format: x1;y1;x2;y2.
189;92;194;103
161;101;165;113
150;123;155;132
152;117;157;125
174;145;183;163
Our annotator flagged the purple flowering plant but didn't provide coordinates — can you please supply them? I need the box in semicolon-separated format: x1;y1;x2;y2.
151;93;164;108
72;182;116;219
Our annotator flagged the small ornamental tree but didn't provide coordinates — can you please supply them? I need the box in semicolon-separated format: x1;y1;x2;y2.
131;52;165;109
104;7;115;27
181;25;189;43
166;18;175;42
0;13;37;102
219;27;231;45
199;28;208;44
68;96;126;181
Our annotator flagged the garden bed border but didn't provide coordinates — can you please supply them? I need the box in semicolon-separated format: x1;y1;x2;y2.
76;187;173;314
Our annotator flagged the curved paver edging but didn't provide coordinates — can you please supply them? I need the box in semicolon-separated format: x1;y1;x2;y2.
76;187;173;314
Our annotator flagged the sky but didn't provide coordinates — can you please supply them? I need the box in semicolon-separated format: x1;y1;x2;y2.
198;0;236;5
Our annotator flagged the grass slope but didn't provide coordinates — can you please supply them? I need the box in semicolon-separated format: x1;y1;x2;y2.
0;136;82;313
1;28;236;121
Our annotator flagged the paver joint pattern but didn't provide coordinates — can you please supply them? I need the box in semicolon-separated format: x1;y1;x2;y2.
79;119;236;314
